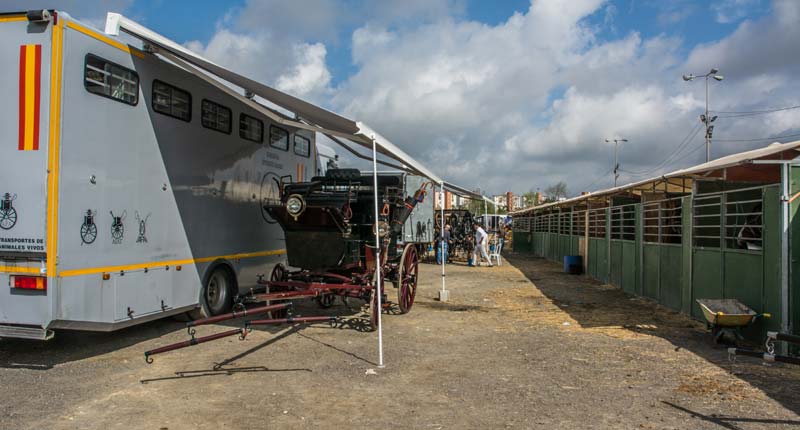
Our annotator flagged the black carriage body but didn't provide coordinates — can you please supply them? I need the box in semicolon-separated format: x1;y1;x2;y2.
265;169;412;272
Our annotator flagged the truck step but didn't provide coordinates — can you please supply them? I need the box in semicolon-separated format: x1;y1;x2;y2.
0;324;54;340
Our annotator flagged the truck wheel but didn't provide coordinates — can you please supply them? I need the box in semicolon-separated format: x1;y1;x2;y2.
184;266;236;320
203;267;235;316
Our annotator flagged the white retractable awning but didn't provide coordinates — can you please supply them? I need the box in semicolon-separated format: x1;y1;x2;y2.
104;13;443;184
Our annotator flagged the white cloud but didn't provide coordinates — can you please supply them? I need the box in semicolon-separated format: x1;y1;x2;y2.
49;0;795;197
275;43;332;99
711;0;764;24
323;0;800;195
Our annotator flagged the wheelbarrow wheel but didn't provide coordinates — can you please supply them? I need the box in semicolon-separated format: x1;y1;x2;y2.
268;264;289;319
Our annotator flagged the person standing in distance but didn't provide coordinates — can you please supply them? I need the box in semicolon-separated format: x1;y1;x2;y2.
472;221;492;267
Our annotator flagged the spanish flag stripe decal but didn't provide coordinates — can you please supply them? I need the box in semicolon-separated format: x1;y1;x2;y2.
18;44;42;151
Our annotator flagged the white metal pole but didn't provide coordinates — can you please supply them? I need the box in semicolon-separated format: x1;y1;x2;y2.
440;182;446;293
370;137;384;368
705;75;710;162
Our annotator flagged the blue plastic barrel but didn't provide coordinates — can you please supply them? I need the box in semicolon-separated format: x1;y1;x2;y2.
563;255;582;274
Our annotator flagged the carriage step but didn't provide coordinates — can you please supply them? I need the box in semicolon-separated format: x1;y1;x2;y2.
0;324;54;340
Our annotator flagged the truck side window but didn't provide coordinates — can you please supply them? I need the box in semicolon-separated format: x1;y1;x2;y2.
294;135;310;157
84;54;139;106
269;125;289;151
239;113;263;143
152;80;191;122
201;99;231;134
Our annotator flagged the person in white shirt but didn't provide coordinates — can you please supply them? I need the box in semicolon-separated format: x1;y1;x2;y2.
472;222;493;267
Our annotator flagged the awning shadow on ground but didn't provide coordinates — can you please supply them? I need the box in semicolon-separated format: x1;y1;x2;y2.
504;253;800;418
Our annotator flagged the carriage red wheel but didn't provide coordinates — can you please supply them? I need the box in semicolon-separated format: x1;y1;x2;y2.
397;244;419;314
268;263;289;319
369;288;379;331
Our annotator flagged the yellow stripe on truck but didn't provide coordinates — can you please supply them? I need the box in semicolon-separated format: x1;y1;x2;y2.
46;18;64;276
58;249;287;278
0;265;41;274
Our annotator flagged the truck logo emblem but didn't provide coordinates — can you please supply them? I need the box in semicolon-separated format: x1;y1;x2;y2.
136;211;150;243
80;210;97;245
110;210;126;244
0;193;18;230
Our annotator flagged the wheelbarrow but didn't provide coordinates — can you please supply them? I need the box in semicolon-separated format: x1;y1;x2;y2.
696;299;770;346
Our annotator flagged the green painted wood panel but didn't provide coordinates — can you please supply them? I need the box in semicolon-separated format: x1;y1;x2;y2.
681;196;693;314
722;251;763;309
610;240;623;287
589;238;598;278
692;248;723;318
723;250;764;339
512;232;530;252
560;235;571;261
643;244;660;300
659;245;683;311
622;241;637;294
762;186;781;333
591;238;608;282
792;166;800;338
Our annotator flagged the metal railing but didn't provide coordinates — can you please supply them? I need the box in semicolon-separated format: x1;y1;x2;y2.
643;197;683;244
610;204;636;241
588;207;607;238
572;209;586;236
693;185;764;251
559;211;571;235
513;217;530;232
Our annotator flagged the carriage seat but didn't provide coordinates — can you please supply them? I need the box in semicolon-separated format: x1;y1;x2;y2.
325;168;362;181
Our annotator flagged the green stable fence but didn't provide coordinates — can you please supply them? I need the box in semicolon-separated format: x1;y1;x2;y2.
512;184;783;340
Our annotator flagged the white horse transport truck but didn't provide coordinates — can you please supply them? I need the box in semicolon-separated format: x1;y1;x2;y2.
0;9;443;341
0;10;321;340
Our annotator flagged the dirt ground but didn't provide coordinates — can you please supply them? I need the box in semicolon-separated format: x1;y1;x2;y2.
2;254;800;429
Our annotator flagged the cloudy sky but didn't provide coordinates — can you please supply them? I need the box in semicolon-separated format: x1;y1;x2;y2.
10;0;800;196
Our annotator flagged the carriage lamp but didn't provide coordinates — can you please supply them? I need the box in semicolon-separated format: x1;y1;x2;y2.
286;194;306;220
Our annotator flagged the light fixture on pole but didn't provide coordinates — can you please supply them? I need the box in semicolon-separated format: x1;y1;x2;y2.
683;68;723;162
605;138;628;187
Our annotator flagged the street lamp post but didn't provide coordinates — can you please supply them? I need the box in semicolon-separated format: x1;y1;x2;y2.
605;138;628;187
683;68;724;162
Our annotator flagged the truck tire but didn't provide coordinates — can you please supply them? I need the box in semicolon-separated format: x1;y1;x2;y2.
185;266;236;320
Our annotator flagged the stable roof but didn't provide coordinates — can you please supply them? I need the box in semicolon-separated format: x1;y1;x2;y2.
512;140;800;215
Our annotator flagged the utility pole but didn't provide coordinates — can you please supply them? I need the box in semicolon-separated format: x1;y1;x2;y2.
605;138;628;187
683;68;723;162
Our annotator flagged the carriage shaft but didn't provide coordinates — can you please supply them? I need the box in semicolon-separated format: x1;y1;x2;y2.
186;303;290;328
247;316;338;326
144;328;244;362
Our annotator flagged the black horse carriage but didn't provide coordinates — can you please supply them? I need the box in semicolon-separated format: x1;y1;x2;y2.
435;209;476;259
145;168;428;362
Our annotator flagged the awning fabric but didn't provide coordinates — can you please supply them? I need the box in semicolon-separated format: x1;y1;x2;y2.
104;13;443;184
